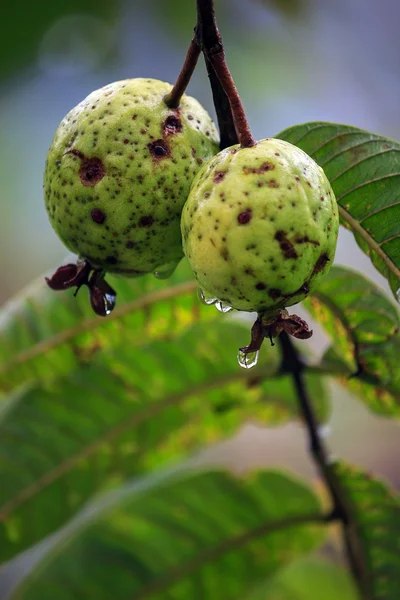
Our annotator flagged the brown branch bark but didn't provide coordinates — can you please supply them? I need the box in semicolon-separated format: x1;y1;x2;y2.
195;0;255;149
279;332;372;599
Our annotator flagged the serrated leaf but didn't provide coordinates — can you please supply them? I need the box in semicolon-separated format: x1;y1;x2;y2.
277;122;400;302
0;261;208;393
335;462;400;600
247;557;358;600
305;265;400;416
0;318;329;562
9;468;325;600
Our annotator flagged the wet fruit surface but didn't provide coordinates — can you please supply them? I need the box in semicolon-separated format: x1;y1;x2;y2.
44;78;219;277
181;138;339;313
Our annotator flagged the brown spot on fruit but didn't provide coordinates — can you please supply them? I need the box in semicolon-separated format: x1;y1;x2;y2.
214;171;226;183
67;149;105;186
295;235;320;246
274;230;298;259
268;289;281;299
140;215;154;227
255;282;266;290
106;256;118;265
243;161;275;175
148;139;170;160
220;247;229;261
91;208;106;224
268;180;279;188
312;253;330;275
164;114;182;135
238;209;252;225
126;241;136;249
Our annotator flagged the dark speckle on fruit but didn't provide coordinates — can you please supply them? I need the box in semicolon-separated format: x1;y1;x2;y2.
274;230;298;259
140;215;154;227
148;139;170;160
214;171;226;183
91;208;106;224
268;289;282;299
237;209;252;225
164;114;182;135
243;161;275;175
312;252;330;275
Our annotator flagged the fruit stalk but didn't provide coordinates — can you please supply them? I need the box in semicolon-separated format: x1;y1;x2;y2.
164;37;201;108
195;0;255;148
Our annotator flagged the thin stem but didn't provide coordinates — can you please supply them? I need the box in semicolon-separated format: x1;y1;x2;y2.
195;0;255;148
278;333;372;599
164;38;201;108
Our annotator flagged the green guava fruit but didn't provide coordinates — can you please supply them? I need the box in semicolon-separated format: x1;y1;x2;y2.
44;78;219;278
181;137;339;314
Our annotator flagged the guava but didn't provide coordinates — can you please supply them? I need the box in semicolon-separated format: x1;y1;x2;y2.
44;78;219;279
181;137;339;315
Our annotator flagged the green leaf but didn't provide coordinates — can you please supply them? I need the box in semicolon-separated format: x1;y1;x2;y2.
335;462;400;600
305;265;400;416
0;261;207;394
247;557;359;600
9;468;325;600
0;318;329;562
277;122;400;302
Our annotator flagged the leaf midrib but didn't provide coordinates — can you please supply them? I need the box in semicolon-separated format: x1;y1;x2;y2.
0;281;198;386
0;365;277;521
338;205;400;281
131;513;326;600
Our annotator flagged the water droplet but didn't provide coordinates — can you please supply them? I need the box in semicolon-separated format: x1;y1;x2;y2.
197;288;217;305
153;261;178;280
104;293;115;315
317;424;331;439
215;300;233;313
237;349;259;369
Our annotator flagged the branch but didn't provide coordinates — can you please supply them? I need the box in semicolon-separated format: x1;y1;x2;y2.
279;332;372;599
195;0;255;148
193;2;372;595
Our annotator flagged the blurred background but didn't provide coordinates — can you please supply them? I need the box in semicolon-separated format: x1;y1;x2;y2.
0;0;399;489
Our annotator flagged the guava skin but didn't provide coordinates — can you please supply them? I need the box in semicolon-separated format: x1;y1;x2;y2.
44;78;219;277
181;138;339;313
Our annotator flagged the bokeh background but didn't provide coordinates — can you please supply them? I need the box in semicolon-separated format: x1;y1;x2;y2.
1;0;399;493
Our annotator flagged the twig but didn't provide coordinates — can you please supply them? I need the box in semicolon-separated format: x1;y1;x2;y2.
164;38;201;108
279;332;372;599
195;0;255;148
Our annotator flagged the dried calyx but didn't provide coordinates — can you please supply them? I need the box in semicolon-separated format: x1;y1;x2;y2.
46;260;116;317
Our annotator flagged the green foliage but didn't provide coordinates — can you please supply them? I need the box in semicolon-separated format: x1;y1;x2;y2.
0;262;202;393
277;122;400;302
305;266;400;416
335;463;400;600
0;314;328;562
248;557;358;599
9;468;325;600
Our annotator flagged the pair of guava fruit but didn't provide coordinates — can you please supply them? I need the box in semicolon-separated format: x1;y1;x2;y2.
44;78;339;322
